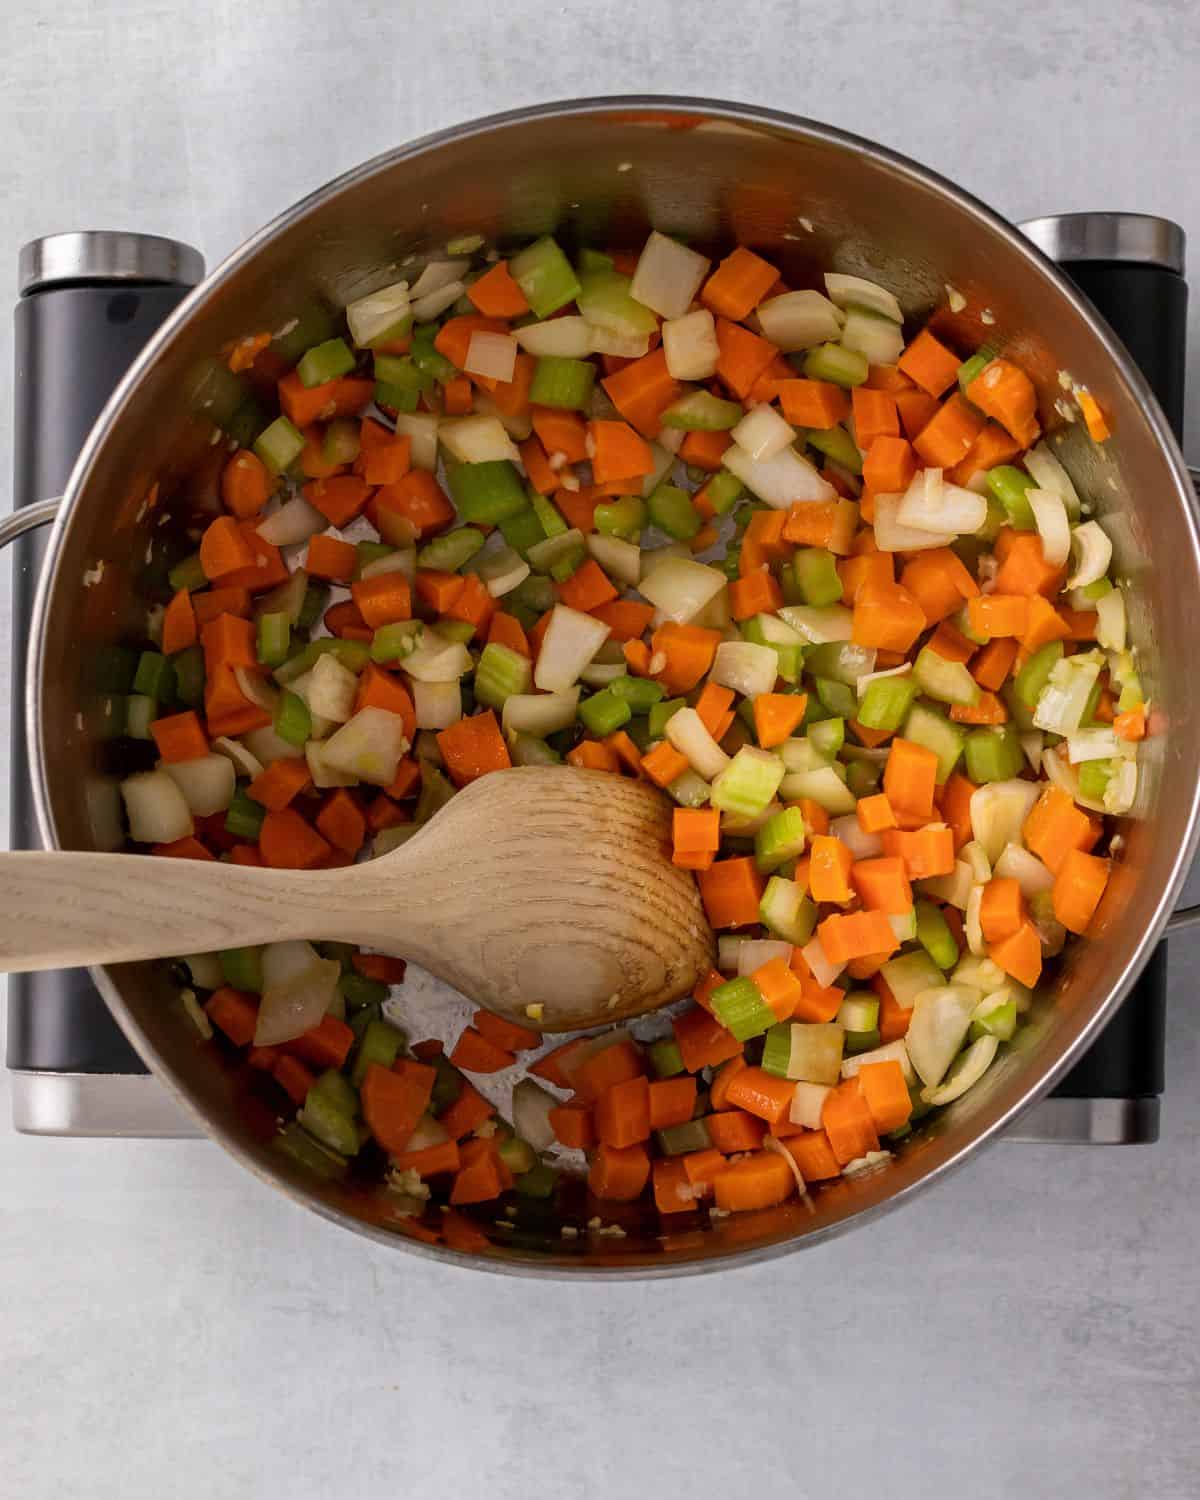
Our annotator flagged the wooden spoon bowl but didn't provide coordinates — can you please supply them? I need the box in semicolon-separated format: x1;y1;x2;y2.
0;767;715;1032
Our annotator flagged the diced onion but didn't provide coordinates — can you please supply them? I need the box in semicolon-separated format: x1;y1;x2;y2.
255;941;340;1047
408;259;470;300
755;290;843;351
588;328;651;360
629;231;711;320
722;443;835;508
856;662;911;699
1066;726;1121;764
305;738;358;789
1028;487;1070;567
1095;587;1126;650
587;533;641;589
160;754;236;817
412;679;462;731
210;736;265;780
305;653;358;723
904;986;977;1087
993;843;1055;899
969;779;1041;864
403;631;474;683
801;934;845;989
345;280;410;348
666;707;731;780
476;545;529;597
1024;441;1081;518
919;860;973;909
829;812;881;860
777;604;854;644
360;548;415;582
233;666;280;716
1104;757;1138;815
1066;520;1112;590
533;605;610;692
736;939;794;976
511;1079;557;1152
392;413;440;471
922;1034;999;1106
710;640;779;699
439;415;520;465
717;935;745;972
245;724;305;763
840;1037;915;1084
840;308;904;365
789;1081;832;1130
661;309;720;381
259;496;326;546
411;281;465;321
823;272;903;323
464;331;518;384
320;707;409;786
637;557;726;624
896;468;987;535
1041;744;1107;813
872;492;955;552
731;404;796;461
120;769;194;844
502;689;579;738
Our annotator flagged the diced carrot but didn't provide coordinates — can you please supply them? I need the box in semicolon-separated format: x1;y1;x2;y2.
927;620;976;665
808;836;854;904
818;910;900;966
352;952;408;985
709;1054;748;1109
948;421;1023;486
441;375;473;416
601;350;683;440
305;532;356;583
702;246;779;320
548;1103;594;1150
1076;389;1110;443
391;1139;462;1178
279;372;372;428
857;1059;912;1133
589;599;654;643
989;920;1043;989
838;551;893;605
862;434;916;495
782;498;857;555
595;1075;652;1148
439;1081;496;1140
1052;848;1110;934
271;1053;316;1105
466;260;530;318
673;1006;744;1073
1114;704;1147;742
350;573;412;631
149;709;208;764
723;1067;796;1126
151;835;214;861
652;1157;696;1215
648;1076;698;1131
324;600;373;643
752;692;807;750
301;475;370;530
682;1147;729;1198
199;515;255;582
486;612;531;659
247;757;312;811
896;387;940;441
712;1150;795;1212
436;710;511;786
679;428;733;471
192;587;251;626
353;664;416;741
518;435;557;495
589;419;654;484
849;856;912;915
965;358;1040;448
673;807;721;863
856;794;897;836
161;588;198;657
852;387;900;448
940;772;976;851
972;637;1019;691
714;317;779;401
697;857;766;929
821;1078;880;1165
705;1110;766;1154
879;825;956;879
574;1039;645;1103
898;327;961;396
205;987;258;1047
636;741;686;788
470;1010;539;1054
449;1139;505;1205
1022;785;1101;874
1021;595;1071;653
777;379;849;429
285;1013;354;1070
899;549;979;625
1060;608;1099;643
914;392;986;468
993;530;1066;597
361;434;412;487
865;364;914;394
979;877;1028;943
372;470;456;539
852;580;927;653
875;977;911;1043
743;508;790;561
751;957;805;1022
557;558;618;613
588;1142;651;1202
728;569;783;620
883;737;938;819
784;1129;842;1181
565;740;620;774
650;622;721;695
258;807;330;870
314;788;366;856
530;408;589;464
433;314;509;371
449;1026;516;1074
201;612;257;673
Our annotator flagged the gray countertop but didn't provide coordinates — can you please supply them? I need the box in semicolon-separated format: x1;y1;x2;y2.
3;2;1199;1495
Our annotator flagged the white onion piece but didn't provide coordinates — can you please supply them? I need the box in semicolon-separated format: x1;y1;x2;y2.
515;316;594;359
969;779;1041;865
305;738;357;789
403;631;474;683
722;443;835;508
896;468;987;535
637;557;726;623
1028;487;1070;566
120;769;194;844
961;839;993;885
789;1081;832;1130
255;941;340;1046
904;986;978;1088
666;707;731;781
965;884;987;956
587;533;641;589
439;414;520;465
464;331;518;384
306;653;358;724
922;1034;999;1106
639;441;676;499
411;281;464;321
408;259;470;300
345;280;411;347
360;548;415;582
830;812;882;860
629;231;711;320
180;952;224;990
477;545;530;598
160;754;236;817
412;679;461;731
1067;726;1122;764
710;640;779;699
260;496;325;546
404;1113;449;1152
717;935;745;972
502;689;579;738
210;736;265;780
1104;757;1138;815
533;605;610;692
840;308;905;366
320;707;410;786
233;666;280;716
777;604;854;644
919;860;973;910
823;272;903;322
1095;587;1126;651
1041;744;1105;813
732;404;796;461
1066;520;1112;590
588;328;651;360
392;413;440;471
755;289;842;351
856;662;911;699
801;934;845;989
1025;441;1081;517
511;1079;558;1152
840;1037;916;1084
872;492;955;552
736;938;794;976
661;308;720;381
994;843;1055;899
245;724;305;763
1019;731;1045;773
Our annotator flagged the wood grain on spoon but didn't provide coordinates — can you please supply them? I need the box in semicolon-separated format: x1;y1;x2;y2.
0;767;715;1032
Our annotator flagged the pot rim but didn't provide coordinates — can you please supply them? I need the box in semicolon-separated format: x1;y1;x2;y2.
26;94;1200;1278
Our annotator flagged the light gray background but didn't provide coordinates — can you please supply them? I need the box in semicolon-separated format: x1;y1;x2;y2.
3;3;1199;1497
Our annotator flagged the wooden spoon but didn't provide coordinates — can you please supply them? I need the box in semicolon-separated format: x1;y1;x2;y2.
0;766;715;1032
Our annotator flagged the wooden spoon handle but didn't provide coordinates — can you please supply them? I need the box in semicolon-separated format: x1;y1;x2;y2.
0;851;339;972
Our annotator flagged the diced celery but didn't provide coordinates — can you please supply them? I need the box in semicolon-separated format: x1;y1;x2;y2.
655;1119;714;1156
845;1027;882;1055
254;415;305;475
808;717;845;758
804;639;873;683
880;950;945;1008
759;876;817;944
902;702;965;784
578;248;615;275
172;646;205;707
700;470;745;515
133;650;174;701
323;417;360;466
845;757;881;797
711;977;776;1041
712;746;786;819
579;688;632;737
370;621;423;664
225;789;266;840
666;769;712;808
957;351;994;393
220;945;263;992
649;698;686;739
417;526;486;572
499;504;547;557
297;337;355;388
509;236;582;319
755;806;807;873
299;1088;360;1157
354;542;394;580
595;495;647;539
576;271;658;336
858;675;918;733
913;646;981;707
816;677;857;718
529;356;595;410
274;689;312;747
498;1135;537;1176
985;466;1037;531
970;998;1018;1043
647;484;702;541
660;390;743;431
168;553;208;594
1032;653;1102;735
297;583;330;633
1078;758;1115;801
273;1122;347;1178
837;993;879;1032
801;342;869;387
508;732;564;766
515;1162;559;1199
609;675;663;711
780;764;857;815
507;572;556;617
761;1024;794;1079
804;424;863;476
914;900;958;970
257;611;291;669
650;1038;686;1078
1014;640;1064;710
410;324;459;383
529;490;568;539
791;547;844;607
475;643;534;709
964;724;1025;783
446;461;528;523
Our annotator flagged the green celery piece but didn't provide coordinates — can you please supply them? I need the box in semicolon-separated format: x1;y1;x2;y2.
475;642;533;709
719;547;742;580
509;236;582;319
647;484;702;541
712;747;785;818
970;1000;1017;1043
220;946;263;992
410;324;459;383
649;1038;685;1078
186;358;266;448
446;461;528;523
759;877;817;944
844;1027;882;1056
323;417;360;466
845;758;881;797
297;582;330;633
273;689;312;747
648;697;686;739
1014;640;1064;710
595;495;646;539
225;790;266;841
272;1122;347;1179
761;1024;793;1079
755;806;807;873
837;993;879;1031
1079;577;1113;602
375;381;419;414
254;416;305;475
309;1068;359;1118
507;572;556;616
172;646;205;707
914;900;958;970
498;1136;537;1176
964;724;1024;783
699;469;744;515
429;1055;463;1113
549;545;586;583
576;271;658;336
804;424;863;475
529;490;568;538
660;390;744;431
509;733;563;767
808;717;845;758
529;356;595;410
711;977;776;1041
579;688;632;737
271;299;336;364
439;619;477;645
655;1119;714;1156
577;248;615;275
957;351;994;394
499;504;547;556
1078;758;1115;801
415;763;455;825
354;542;394;580
133;651;174;701
349;1023;404;1090
902;701;965;784
340;974;389;1013
418;526;486;571
985;466;1037;531
609;674;663;711
257;611;291;669
370;621;423;664
792;548;844;607
805;641;871;686
913;646;980;707
168;552;207;593
298;1091;360;1157
514;1163;559;1199
801;342;869;387
816;677;857;719
297;337;355;388
858;675;918;733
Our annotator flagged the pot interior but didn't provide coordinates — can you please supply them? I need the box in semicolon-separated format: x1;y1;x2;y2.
30;100;1200;1273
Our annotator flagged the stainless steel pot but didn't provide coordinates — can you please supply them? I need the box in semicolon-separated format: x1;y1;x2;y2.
19;97;1200;1274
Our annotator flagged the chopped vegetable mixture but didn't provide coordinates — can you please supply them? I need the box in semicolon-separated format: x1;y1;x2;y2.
117;226;1141;1237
